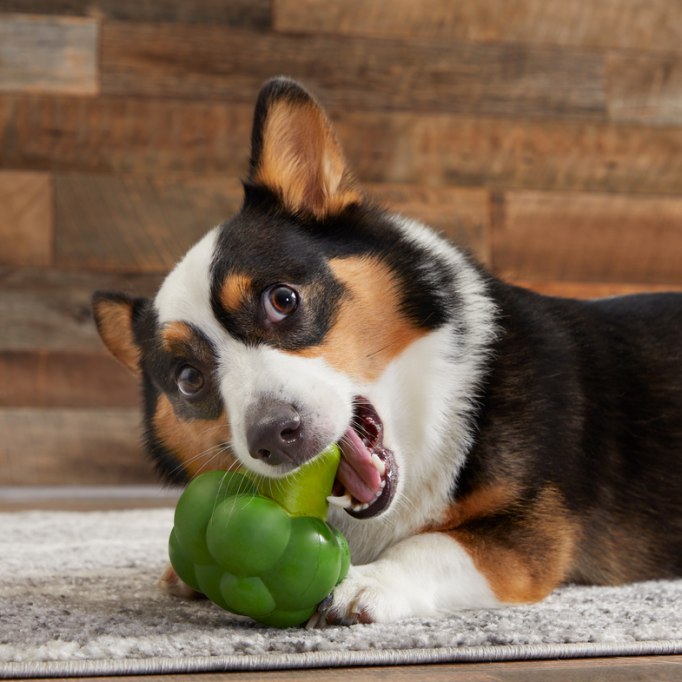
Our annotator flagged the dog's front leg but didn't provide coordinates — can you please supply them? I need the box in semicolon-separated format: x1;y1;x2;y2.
319;532;502;625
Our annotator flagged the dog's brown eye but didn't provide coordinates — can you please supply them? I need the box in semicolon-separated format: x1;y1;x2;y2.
264;285;298;322
176;364;205;397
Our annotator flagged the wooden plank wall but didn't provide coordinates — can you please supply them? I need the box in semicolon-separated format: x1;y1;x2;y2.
1;0;682;486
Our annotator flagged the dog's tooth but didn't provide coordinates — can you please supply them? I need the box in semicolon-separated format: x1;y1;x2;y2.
380;480;386;489
371;453;386;476
327;493;353;509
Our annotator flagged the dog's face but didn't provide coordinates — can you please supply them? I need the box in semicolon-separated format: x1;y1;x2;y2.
93;79;468;532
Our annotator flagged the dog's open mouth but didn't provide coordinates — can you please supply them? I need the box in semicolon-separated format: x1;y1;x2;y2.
327;397;396;519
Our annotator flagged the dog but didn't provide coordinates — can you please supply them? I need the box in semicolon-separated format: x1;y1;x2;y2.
92;77;682;625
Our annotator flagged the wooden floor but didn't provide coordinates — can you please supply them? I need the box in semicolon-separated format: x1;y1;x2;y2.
3;494;682;682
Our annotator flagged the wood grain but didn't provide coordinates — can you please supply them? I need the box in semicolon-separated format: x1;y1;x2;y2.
0;171;53;267
0;268;163;352
275;0;682;52
516;281;682;300
493;190;682;284
54;173;243;272
0;95;253;174
0;408;153;486
367;184;491;265
607;51;682;126
0;14;98;96
101;22;606;121
0;0;272;29
0;0;271;27
334;110;682;195
5;95;682;195
0;351;138;408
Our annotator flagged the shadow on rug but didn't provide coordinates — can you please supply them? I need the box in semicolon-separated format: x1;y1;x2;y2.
2;509;682;678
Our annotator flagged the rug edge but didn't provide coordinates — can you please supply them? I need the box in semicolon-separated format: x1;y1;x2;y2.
3;640;682;679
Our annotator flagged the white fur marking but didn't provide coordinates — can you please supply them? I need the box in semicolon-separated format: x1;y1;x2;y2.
330;533;500;622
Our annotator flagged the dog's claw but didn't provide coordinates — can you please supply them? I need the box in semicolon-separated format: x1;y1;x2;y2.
318;594;333;612
305;610;328;629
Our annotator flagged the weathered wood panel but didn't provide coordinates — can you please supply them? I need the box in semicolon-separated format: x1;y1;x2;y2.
607;52;682;126
0;408;154;485
516;280;682;299
101;22;606;121
0;351;138;408
0;171;53;267
334;111;682;195
493;191;682;284
275;0;682;52
366;184;491;265
0;14;98;95
0;95;253;174
0;268;163;352
5;95;682;195
0;0;271;27
54;173;243;272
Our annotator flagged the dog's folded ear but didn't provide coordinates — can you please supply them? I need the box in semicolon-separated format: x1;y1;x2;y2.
248;77;361;219
92;291;147;376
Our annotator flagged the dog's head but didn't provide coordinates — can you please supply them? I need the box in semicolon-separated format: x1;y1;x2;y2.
93;78;467;522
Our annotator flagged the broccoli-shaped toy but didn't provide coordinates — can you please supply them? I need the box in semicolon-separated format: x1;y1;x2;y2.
168;444;350;627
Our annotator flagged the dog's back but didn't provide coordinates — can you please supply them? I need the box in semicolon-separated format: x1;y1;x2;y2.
451;285;682;599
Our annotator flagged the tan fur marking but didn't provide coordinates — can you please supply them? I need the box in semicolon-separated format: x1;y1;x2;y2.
253;99;361;218
154;395;234;478
93;299;140;375
294;256;427;383
220;274;253;313
158;563;202;600
445;484;520;528
433;487;578;604
162;320;194;352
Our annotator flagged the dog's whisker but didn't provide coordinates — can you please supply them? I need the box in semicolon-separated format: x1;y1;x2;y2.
164;443;231;480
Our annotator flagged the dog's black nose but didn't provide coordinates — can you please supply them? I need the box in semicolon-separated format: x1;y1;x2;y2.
246;400;303;466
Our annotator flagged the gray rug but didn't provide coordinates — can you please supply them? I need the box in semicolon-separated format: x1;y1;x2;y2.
2;509;682;678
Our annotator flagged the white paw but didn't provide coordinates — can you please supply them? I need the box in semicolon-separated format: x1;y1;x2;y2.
320;564;409;625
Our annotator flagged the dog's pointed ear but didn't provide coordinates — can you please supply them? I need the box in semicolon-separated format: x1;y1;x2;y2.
248;77;361;219
92;291;146;376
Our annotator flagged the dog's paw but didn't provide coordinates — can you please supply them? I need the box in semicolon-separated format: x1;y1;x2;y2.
157;563;205;600
316;565;400;625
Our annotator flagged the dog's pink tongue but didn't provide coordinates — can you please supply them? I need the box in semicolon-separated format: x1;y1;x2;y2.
337;427;382;504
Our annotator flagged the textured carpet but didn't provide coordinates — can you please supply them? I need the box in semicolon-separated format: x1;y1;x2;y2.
2;509;682;678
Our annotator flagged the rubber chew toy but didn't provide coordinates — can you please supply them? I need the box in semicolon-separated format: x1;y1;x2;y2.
168;444;351;627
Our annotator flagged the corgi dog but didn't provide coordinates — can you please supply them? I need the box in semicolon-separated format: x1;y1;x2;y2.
92;77;682;626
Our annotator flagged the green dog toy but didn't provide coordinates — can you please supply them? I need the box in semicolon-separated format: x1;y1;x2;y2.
168;444;350;627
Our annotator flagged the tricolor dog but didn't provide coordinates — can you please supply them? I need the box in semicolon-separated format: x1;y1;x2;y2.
93;77;682;625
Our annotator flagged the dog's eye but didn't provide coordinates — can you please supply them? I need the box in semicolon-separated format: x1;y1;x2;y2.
176;364;205;397
264;285;298;322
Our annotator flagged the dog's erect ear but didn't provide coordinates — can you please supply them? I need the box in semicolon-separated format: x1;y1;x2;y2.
92;291;146;376
248;77;361;219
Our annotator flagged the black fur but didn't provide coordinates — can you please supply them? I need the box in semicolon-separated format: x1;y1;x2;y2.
457;282;682;583
208;185;457;349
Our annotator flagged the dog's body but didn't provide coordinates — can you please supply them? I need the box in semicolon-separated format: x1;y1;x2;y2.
93;78;682;625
